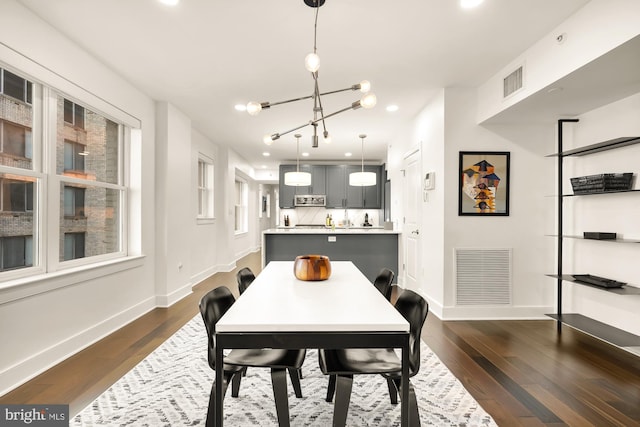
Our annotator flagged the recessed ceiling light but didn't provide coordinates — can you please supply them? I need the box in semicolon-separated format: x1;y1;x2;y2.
234;104;247;112
460;0;484;9
386;105;399;112
345;152;353;157
158;0;180;5
262;152;270;157
301;152;310;157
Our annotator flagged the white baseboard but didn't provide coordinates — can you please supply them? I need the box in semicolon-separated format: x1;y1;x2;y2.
0;296;156;396
155;281;193;308
440;305;554;320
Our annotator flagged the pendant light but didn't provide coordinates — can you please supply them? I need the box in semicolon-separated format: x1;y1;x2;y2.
284;134;312;186
349;134;376;186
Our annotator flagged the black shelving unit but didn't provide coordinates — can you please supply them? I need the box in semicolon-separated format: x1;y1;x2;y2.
547;120;640;349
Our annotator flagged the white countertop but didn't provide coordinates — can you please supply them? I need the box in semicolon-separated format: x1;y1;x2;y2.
265;227;400;235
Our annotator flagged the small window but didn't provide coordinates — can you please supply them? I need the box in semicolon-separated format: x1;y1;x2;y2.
1;120;32;159
63;232;85;261
1;178;34;212
64;99;85;129
63;186;86;217
0;235;33;271
64;140;86;171
1;68;32;104
197;156;215;219
234;179;248;233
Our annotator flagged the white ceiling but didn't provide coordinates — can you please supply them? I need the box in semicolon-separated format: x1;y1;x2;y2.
18;0;591;168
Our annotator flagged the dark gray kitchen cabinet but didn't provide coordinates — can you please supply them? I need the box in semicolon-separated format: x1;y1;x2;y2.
280;164;382;209
278;165;327;207
325;165;348;208
345;165;382;208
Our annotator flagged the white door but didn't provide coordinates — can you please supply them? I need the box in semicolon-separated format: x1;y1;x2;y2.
402;149;421;291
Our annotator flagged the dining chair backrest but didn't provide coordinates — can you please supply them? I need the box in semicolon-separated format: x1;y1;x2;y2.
373;268;395;301
236;267;256;295
199;286;236;369
394;289;429;376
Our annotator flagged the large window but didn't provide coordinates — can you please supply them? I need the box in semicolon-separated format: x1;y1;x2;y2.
234;178;248;234
197;156;214;219
0;66;130;277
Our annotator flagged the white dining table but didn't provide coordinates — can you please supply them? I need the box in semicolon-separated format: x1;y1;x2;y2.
214;260;411;426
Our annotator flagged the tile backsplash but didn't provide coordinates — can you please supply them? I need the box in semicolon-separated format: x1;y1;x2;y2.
280;207;380;227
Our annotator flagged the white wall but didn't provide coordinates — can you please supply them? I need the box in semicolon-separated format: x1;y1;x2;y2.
155;102;193;306
0;0;157;394
443;88;555;319
0;0;263;396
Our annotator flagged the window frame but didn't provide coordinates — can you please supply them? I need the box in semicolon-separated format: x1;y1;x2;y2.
197;154;215;221
234;177;248;235
0;65;133;284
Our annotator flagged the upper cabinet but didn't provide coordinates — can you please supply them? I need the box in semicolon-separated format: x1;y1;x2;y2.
346;165;382;208
325;165;347;208
279;164;383;209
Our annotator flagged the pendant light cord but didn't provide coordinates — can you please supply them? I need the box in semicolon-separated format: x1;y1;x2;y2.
360;135;366;172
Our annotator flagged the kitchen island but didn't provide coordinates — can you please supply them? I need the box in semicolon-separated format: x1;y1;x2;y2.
262;227;400;283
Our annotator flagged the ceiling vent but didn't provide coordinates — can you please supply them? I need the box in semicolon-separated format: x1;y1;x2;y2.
503;65;523;98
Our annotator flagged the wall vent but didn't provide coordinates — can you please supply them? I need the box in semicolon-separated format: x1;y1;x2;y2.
503;66;523;98
455;248;512;305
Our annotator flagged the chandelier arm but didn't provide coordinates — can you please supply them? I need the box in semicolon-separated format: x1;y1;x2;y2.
263;94;315;108
273;121;313;140
310;101;361;124
318;85;362;96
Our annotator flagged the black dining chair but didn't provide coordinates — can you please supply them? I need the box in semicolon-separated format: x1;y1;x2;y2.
319;289;429;427
373;268;395;301
199;286;306;427
236;267;256;295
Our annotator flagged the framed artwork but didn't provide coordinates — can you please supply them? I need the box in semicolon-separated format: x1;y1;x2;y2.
458;151;510;216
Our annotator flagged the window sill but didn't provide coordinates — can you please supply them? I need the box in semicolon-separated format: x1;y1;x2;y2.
196;217;216;225
0;255;146;305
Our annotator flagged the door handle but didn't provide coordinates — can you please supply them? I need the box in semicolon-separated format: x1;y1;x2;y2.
411;229;419;235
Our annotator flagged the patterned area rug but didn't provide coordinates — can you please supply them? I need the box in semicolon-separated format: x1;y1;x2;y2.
73;315;497;426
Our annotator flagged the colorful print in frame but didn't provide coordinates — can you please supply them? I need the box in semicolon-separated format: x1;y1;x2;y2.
458;151;510;216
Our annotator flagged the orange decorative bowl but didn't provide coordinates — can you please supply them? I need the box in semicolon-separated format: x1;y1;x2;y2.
293;255;331;281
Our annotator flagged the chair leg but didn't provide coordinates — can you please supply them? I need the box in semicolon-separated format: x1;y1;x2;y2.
288;367;303;398
270;368;291;427
407;381;421;427
332;374;353;427
242;366;248;377
205;372;232;427
387;377;399;404
326;374;336;402
391;377;421;427
231;371;242;397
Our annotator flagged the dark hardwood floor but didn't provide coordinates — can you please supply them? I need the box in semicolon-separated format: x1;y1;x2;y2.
2;251;640;426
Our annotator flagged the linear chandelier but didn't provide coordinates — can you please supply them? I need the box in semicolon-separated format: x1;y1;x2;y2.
245;0;377;148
